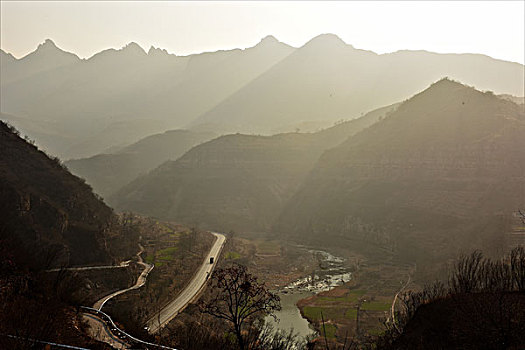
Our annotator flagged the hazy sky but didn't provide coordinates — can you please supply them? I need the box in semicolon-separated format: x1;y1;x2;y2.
1;1;524;64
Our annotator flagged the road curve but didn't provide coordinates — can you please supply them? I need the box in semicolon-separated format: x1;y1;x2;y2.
94;244;153;310
146;232;226;333
82;313;129;349
390;274;411;332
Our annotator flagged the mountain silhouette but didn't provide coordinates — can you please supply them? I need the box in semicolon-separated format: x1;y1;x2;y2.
1;35;523;160
189;35;523;134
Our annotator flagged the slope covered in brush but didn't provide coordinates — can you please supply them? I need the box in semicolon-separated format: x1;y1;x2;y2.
276;79;525;262
0;121;114;268
109;104;397;233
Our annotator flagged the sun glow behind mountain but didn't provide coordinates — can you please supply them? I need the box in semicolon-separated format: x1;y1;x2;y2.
1;1;524;64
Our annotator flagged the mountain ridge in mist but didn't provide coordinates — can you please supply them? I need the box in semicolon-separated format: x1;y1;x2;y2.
108;103;399;233
188;36;523;133
0;36;294;158
65;129;217;198
1;35;523;160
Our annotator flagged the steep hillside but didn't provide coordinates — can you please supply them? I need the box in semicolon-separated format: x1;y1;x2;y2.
0;121;114;268
66;129;216;197
109;104;397;233
189;34;524;134
276;79;525;262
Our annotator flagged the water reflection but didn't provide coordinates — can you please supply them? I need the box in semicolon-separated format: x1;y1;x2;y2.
267;249;353;338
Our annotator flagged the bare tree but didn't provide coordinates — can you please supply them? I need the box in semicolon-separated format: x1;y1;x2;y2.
449;250;484;294
510;246;525;291
378;246;525;349
517;209;525;225
199;263;281;350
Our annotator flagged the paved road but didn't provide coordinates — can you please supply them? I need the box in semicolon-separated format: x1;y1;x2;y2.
84;244;153;348
94;244;153;310
146;232;226;333
81;307;177;350
390;274;411;332
82;313;129;349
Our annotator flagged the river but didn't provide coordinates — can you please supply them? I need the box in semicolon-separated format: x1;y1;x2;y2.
265;249;353;339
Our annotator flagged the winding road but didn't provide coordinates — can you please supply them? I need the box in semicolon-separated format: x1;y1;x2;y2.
146;232;226;333
390;273;411;332
83;244;154;348
94;244;153;310
83;232;225;348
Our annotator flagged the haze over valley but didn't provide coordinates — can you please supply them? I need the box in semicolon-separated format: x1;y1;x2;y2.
1;1;524;349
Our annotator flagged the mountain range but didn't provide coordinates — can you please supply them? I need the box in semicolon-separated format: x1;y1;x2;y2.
110;80;525;263
1;34;523;159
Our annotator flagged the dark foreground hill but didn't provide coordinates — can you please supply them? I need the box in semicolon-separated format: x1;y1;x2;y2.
386;292;525;349
109;104;397;233
66;129;216;198
0;120;127;348
276;79;525;262
377;248;525;350
0;121;114;268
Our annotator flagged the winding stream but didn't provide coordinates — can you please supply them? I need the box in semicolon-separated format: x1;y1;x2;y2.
266;249;353;338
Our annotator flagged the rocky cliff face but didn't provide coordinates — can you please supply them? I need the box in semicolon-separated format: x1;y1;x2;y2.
275;79;525;262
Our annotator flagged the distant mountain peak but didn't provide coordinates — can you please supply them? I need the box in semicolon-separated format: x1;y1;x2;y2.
259;35;279;44
423;77;473;95
148;46;170;56
303;33;350;49
34;39;65;55
39;38;58;48
396;78;503;122
432;77;461;86
121;42;147;55
25;38;79;61
87;42;147;61
251;35;292;50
